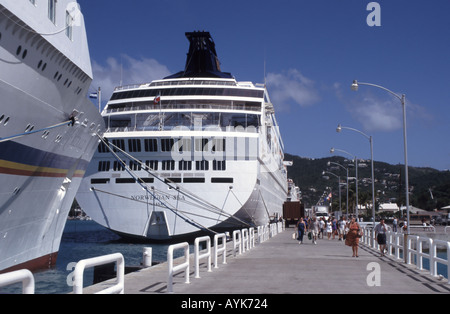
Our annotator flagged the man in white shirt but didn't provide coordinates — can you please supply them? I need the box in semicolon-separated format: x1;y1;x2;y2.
374;219;388;256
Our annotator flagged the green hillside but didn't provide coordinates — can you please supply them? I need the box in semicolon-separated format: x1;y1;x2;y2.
285;153;450;215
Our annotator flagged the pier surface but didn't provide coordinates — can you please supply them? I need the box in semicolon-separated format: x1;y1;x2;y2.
84;227;450;294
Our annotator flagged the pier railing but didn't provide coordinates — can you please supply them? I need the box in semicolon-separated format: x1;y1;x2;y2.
0;269;35;294
73;253;125;294
361;227;450;284
0;222;284;294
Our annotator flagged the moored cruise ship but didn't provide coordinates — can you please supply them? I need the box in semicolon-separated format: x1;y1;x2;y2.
76;31;287;241
0;1;104;272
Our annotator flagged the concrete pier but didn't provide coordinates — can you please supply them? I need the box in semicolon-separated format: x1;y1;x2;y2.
82;227;450;295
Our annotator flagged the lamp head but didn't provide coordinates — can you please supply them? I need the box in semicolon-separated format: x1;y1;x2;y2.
330;148;335;154
351;80;359;91
336;124;342;133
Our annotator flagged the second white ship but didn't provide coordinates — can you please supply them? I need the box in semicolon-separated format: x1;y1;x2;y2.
76;31;287;241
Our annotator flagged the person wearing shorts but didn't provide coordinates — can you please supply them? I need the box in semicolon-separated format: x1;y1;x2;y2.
374;219;388;256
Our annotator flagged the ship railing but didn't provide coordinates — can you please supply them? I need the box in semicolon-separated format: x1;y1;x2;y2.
194;236;212;278
167;242;190;293
361;228;450;284
0;269;35;294
73;253;125;294
105;102;262;114
106;123;260;134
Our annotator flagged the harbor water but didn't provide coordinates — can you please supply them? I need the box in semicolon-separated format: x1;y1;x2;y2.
1;220;448;294
1;220;189;294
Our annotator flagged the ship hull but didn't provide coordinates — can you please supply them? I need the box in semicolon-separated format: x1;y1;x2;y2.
77;135;287;242
0;1;104;272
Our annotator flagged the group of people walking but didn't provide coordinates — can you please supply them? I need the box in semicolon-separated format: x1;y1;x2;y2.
295;216;348;245
295;216;390;258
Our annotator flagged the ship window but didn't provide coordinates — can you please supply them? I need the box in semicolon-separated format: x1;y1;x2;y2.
179;161;192;171
212;139;225;152
195;138;209;152
98;161;110;172
211;177;233;183
116;178;136;184
112;139;125;152
161;160;175;171
91;179;110;184
144;139;158;152
48;0;56;24
145;160;158;171
113;161;125;172
196;160;209;171
140;178;154;184
161;139;174;152
184;178;205;183
66;11;73;40
97;142;109;153
178;138;191;152
128;139;141;152
212;160;226;171
129;160;142;171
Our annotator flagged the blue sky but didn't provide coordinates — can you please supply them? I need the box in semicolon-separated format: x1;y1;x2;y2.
78;0;450;171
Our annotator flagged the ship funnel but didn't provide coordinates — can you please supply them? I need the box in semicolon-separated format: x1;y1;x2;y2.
165;31;233;79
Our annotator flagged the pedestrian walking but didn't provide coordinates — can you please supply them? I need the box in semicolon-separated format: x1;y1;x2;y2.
331;217;337;240
374;219;388;256
309;217;319;244
297;218;306;244
319;218;325;239
345;217;361;257
392;217;398;233
326;219;332;240
338;217;346;241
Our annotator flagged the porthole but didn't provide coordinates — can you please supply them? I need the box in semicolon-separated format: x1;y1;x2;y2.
54;71;59;79
16;46;22;56
38;60;43;69
0;32;2;41
4;117;10;126
22;49;27;59
42;63;47;71
0;115;4;123
42;130;50;139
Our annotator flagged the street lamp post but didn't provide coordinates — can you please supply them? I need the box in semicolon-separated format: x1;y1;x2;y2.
327;161;349;217
330;148;359;219
351;80;410;234
337;124;376;231
322;171;342;214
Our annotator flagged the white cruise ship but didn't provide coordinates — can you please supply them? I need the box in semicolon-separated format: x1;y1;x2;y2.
0;1;104;272
76;31;287;241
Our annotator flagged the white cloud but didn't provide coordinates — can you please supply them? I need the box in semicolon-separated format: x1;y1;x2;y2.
90;55;171;102
265;69;320;111
346;96;403;132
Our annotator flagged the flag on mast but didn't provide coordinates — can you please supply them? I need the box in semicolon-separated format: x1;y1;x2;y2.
154;94;161;105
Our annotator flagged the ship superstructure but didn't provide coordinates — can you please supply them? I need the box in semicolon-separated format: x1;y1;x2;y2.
0;0;104;272
76;32;286;240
